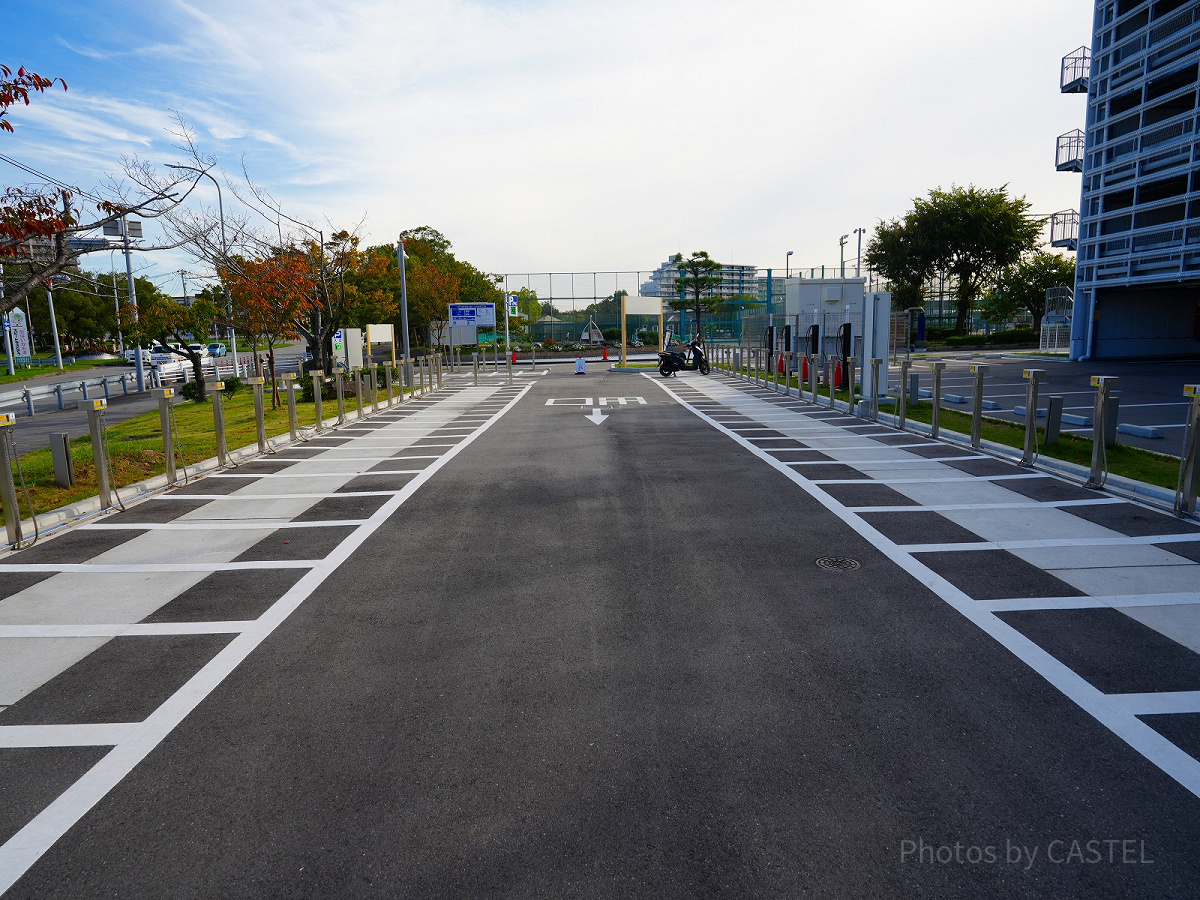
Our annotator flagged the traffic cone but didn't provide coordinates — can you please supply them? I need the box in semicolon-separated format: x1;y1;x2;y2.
835;359;843;388
778;354;785;375
603;345;608;361
511;349;517;364
801;355;808;381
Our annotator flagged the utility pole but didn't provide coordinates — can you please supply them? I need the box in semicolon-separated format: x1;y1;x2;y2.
854;227;866;278
839;234;849;278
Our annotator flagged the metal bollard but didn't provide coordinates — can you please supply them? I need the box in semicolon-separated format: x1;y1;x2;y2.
385;365;394;407
418;357;426;394
279;373;299;441
827;359;836;409
845;358;857;414
808;354;818;402
79;401;109;510
506;350;512;385
310;370;324;431
473;352;479;386
369;364;379;413
1021;369;1045;465
1086;376;1118;488
970;363;988;449
1178;384;1200;515
398;360;407;404
531;344;536;368
80;381;89;401
870;358;882;421
121;374;129;396
930;361;946;438
211;381;228;467
1045;396;1064;447
156;387;177;485
335;370;346;425
245;377;267;453
102;378;110;401
55;384;65;410
0;413;24;546
897;359;912;429
351;367;364;419
23;388;34;417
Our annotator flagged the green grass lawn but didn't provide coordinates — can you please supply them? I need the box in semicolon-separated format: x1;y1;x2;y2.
0;388;331;520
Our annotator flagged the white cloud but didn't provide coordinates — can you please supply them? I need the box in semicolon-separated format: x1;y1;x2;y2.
10;0;1093;278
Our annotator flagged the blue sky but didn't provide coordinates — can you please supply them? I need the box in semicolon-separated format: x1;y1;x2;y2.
4;0;1091;292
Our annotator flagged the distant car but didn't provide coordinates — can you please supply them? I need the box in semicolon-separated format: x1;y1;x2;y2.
124;347;152;364
207;342;227;357
187;342;210;358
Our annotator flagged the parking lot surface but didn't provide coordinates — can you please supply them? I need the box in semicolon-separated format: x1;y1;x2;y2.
0;364;1198;898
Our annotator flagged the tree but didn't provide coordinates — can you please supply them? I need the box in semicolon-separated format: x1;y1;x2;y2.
136;291;222;398
979;250;1076;332
895;186;1042;334
1;68;197;316
226;251;314;404
668;251;722;343
864;217;938;309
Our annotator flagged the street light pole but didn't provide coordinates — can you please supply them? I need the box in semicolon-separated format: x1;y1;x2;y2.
839;234;849;278
396;239;412;385
786;250;793;279
854;227;866;278
119;215;145;391
44;278;64;370
165;164;237;376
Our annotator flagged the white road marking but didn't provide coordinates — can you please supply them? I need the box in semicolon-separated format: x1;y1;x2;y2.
81;520;367;531
851;499;1124;513
1106;692;1200;716
0;381;534;894
981;592;1200;612
205;470;424;478
147;492;398;500
0;561;318;574
904;533;1200;553
0;622;250;638
0;724;138;749
648;373;1200;801
809;474;1046;485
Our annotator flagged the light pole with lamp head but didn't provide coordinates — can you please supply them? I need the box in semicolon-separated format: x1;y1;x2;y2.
786;250;793;279
395;239;412;385
853;227;866;278
839;234;849;278
165;164;238;376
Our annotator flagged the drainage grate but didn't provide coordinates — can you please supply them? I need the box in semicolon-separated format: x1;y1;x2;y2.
815;556;861;572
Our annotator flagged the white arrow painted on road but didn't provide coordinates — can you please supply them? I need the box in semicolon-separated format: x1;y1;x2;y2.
586;408;608;425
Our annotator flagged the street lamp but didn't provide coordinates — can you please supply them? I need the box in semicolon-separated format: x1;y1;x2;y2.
839;234;849;278
786;250;793;279
395;239;413;385
165;164;238;376
853;227;866;278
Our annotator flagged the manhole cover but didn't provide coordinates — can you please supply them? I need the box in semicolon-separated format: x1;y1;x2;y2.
815;556;861;572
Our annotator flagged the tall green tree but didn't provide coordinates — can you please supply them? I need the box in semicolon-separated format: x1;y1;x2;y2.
979;250;1076;332
866;185;1043;334
864;217;937;309
668;251;722;343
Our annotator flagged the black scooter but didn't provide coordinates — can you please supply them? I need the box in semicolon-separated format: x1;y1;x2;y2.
658;338;710;377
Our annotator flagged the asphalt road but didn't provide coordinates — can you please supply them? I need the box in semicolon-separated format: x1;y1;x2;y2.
1;366;1198;897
